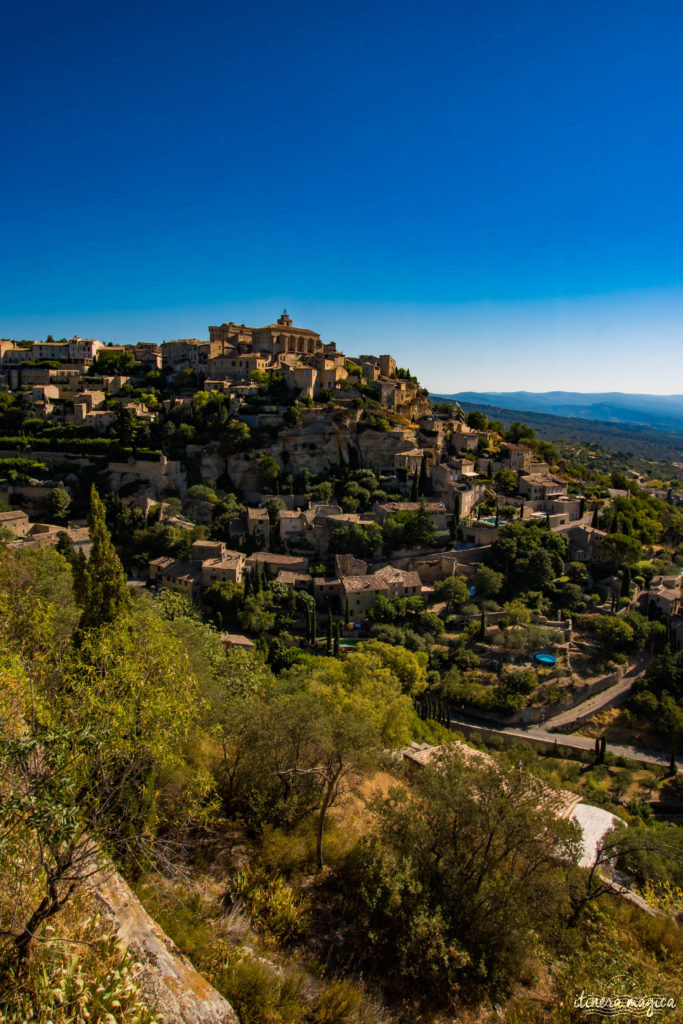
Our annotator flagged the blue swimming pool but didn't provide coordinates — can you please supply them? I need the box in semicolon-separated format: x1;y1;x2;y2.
534;652;557;666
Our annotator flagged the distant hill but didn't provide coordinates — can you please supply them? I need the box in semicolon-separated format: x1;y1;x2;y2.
435;392;683;433
430;398;683;464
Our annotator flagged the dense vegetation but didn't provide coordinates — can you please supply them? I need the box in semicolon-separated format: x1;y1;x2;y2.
1;488;681;1022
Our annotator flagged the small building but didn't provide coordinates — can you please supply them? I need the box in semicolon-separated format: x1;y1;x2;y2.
220;633;256;651
648;575;682;618
246;507;270;548
246;551;309;579
201;552;246;586
0;509;30;537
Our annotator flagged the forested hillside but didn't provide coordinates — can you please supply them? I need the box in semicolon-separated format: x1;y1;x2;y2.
1;486;681;1024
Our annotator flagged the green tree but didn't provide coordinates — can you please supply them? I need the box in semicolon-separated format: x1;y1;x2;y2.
330;522;382;561
259;455;280;491
263;496;286;525
346;748;579;997
47;486;71;524
472;565;504;603
601;532;642;567
494;468;517;496
76;486;130;630
432;575;469;610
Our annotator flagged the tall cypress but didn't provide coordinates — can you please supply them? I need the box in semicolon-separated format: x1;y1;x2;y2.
478;608;487;642
77;485;130;630
410;471;419;502
333;622;340;657
326;607;333;654
418;453;429;496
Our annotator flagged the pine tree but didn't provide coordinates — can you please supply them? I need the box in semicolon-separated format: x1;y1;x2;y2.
77;485;130;630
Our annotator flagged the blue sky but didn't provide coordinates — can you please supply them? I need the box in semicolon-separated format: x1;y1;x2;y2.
2;0;683;393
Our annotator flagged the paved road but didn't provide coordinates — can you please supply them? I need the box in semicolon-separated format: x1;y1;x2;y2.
448;709;677;771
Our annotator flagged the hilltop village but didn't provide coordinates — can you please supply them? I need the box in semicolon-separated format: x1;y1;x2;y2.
2;312;683;1024
1;312;681;676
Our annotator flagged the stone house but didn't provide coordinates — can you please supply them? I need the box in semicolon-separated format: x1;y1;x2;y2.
518;473;567;501
647;575;682;617
0;509;30;536
500;442;533;472
340;565;422;617
149;557;202;601
201;552;246;587
374;500;449;531
566;525;608;563
246;507;270;548
246;551;309;579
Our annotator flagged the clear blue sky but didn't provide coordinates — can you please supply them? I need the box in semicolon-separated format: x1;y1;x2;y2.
3;0;683;393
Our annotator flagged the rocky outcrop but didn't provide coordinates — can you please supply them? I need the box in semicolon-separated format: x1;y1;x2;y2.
94;864;239;1024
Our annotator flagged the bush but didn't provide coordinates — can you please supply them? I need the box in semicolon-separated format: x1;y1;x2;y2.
224;868;309;944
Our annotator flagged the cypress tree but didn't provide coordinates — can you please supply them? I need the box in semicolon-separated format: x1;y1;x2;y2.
487;460;493;480
449;513;457;540
600;736;607;763
344;599;350;628
479;608;487;642
333;622;340;657
670;750;677;776
243;573;251;600
305;607;311;644
418;453;429;496
621;566;631;597
77;485;130;630
592;508;600;528
312;607;318;644
326;607;333;654
594;737;601;763
410;471;419;502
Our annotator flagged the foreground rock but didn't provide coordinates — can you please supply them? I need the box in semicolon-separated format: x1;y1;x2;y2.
94;863;240;1024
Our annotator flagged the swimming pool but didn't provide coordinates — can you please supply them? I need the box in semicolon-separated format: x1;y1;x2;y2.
534;652;557;666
